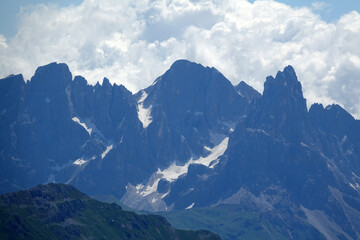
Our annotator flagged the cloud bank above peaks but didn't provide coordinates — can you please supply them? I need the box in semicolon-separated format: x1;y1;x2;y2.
0;0;360;117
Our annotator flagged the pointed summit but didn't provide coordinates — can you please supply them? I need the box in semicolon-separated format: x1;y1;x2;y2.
235;81;261;102
242;65;309;143
102;77;111;87
142;59;247;127
263;66;302;98
263;65;307;115
130;60;248;167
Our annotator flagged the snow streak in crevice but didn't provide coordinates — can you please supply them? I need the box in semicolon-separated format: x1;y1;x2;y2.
137;90;153;128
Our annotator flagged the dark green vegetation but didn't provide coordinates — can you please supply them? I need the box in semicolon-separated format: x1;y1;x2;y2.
160;205;325;240
91;194;146;214
0;183;220;240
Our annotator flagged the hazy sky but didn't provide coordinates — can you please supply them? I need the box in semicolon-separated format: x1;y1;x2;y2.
0;0;360;118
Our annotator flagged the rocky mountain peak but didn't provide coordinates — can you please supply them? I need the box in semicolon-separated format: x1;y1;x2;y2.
73;75;88;86
31;62;72;88
0;73;24;85
235;81;261;102
309;103;355;137
169;59;195;69
102;77;111;87
142;59;245;117
0;74;25;101
263;65;307;114
154;59;227;88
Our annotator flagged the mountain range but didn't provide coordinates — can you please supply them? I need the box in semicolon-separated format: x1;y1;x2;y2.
1;59;360;239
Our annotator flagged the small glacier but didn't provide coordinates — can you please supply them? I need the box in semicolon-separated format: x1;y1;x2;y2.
137;91;153;128
73;158;87;166
101;145;113;159
72;117;92;135
157;137;229;182
136;178;161;197
134;137;229;196
72;156;96;166
121;137;229;211
186;202;195;209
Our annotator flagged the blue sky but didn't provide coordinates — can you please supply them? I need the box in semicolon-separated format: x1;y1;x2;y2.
0;0;82;38
0;0;360;118
250;0;360;22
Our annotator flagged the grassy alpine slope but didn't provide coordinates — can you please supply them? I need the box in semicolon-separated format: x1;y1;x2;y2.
160;204;325;240
0;183;220;240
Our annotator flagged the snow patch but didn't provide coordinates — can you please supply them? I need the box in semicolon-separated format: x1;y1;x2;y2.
137;91;153;128
157;162;190;183
121;183;170;212
101;145;113;159
73;158;87;166
72;117;92;135
161;190;170;199
349;182;360;190
236;90;244;97
136;178;161;196
121;137;229;212
349;172;360;191
186;202;195;209
73;156;96;166
157;137;229;182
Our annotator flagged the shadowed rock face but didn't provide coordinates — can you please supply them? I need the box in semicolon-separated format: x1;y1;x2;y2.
145;59;246;126
247;65;310;143
164;63;332;207
1;60;360;239
0;60;248;197
138;59;248;167
309;103;355;138
235;80;261;102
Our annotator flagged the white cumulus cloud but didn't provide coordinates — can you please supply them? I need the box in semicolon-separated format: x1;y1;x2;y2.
0;0;359;118
311;2;328;11
0;35;7;49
